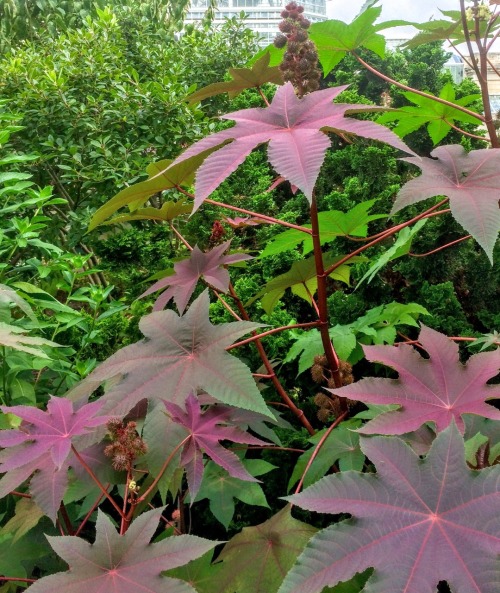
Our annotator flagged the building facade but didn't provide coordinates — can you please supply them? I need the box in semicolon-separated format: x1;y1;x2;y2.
186;0;327;46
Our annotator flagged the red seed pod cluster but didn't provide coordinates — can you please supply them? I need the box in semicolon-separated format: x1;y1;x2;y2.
104;419;148;471
208;219;225;247
273;2;321;97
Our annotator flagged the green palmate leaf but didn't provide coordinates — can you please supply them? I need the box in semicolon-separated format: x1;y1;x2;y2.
99;198;192;226
0;284;36;321
377;83;482;145
187;51;283;104
310;5;410;76
192;458;276;529
288;420;365;492
260;201;386;258
88;150;216;230
285;325;357;375
214;506;318;593
468;330;500;351
404;9;497;48
357;219;427;286
251;254;366;314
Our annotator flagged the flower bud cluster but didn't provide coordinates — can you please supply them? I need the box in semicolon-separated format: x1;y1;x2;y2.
104;418;148;471
273;2;321;97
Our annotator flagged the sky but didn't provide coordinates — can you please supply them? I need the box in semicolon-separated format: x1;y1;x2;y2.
325;0;461;38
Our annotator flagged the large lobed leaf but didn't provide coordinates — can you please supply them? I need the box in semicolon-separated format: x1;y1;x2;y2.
69;290;272;418
141;240;252;313
377;83;482;145
0;396;108;520
25;507;218;593
328;324;500;435
395;145;500;262
163;82;414;211
187;51;283;104
164;393;269;499
215;505;318;593
280;423;500;593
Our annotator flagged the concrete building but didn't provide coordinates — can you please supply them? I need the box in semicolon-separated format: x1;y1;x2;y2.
185;0;327;46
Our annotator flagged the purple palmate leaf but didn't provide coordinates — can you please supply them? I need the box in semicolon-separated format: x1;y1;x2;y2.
141;240;252;313
280;423;500;593
395;145;500;263
165;393;269;499
0;396;108;520
25;507;218;593
328;324;500;435
162;82;415;211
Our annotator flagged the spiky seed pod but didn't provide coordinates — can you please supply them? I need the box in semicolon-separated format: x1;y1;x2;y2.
281;9;290;18
313;354;328;366
300;18;311;29
274;33;287;48
286;1;299;10
314;392;331;407
297;5;304;13
112;453;129;471
311;363;325;383
329;396;343;417
317;407;332;423
298;57;312;72
279;20;293;33
287;41;300;53
295;29;308;42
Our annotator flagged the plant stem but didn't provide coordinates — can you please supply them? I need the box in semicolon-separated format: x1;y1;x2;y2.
204;198;312;233
226;321;320;350
323;200;450;277
409;235;471;257
228;285;316;435
294;411;348;495
309;196;343;392
71;445;125;518
75;489;107;536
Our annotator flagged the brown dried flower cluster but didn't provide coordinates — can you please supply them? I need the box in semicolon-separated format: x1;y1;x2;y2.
273;2;321;97
104;418;148;471
313;359;356;422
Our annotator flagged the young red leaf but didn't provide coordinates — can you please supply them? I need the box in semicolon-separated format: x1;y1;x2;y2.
165;393;269;499
69;290;272;418
26;507;218;593
141;240;252;313
0;396;108;520
395;145;500;262
328;325;500;435
164;82;415;211
281;423;500;593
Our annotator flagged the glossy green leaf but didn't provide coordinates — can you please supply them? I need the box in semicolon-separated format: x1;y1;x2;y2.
251;254;366;314
260;201;386;258
192;458;275;529
378;83;482;145
99;198;192;226
288;420;365;492
310;6;410;76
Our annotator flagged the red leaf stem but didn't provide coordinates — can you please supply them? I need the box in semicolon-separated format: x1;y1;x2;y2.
75;488;108;536
226;321;320;350
409;234;472;257
71;445;125;519
294;411;348;495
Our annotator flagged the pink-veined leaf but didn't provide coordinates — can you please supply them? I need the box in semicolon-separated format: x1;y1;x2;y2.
140;240;252;313
395;145;500;263
25;507;218;593
328;324;500;435
0;397;108;520
224;216;262;228
165;393;269;499
163;82;415;211
280;423;500;593
68;290;271;418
